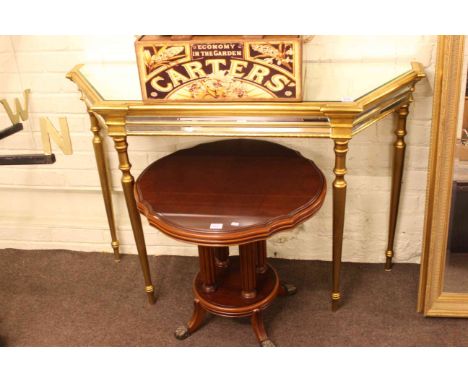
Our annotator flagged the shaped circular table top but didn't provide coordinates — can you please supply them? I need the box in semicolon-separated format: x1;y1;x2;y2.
135;139;326;246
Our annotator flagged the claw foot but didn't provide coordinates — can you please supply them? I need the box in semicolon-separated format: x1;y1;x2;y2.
279;282;297;296
260;339;276;347
174;326;190;340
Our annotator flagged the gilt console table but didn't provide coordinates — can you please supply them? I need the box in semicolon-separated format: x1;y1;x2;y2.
67;60;425;311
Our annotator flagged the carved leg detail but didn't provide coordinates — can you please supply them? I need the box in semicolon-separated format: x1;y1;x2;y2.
385;104;409;271
175;299;207;340
89;113;120;262
256;240;268;274
251;309;275;347
332;138;349;312
239;242;257;299
198;246;217;293
113;136;155;305
214;247;230;269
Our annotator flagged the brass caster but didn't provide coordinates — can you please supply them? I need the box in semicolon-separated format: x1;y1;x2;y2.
174;326;191;340
260;339;276;347
280;282;297;296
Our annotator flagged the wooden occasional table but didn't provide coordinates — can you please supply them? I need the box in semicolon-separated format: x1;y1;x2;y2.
134;139;327;345
67;60;425;311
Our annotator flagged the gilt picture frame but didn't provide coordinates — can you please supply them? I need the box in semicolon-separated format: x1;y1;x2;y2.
417;35;468;316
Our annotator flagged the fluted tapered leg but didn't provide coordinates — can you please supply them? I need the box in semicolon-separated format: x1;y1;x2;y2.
385;104;409;271
113;136;155;304
332;138;349;311
89;113;119;261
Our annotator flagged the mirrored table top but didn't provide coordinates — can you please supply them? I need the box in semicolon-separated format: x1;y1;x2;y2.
77;61;414;103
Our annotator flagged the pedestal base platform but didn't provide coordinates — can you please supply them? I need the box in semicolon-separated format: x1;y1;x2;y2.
194;256;280;318
175;256;293;346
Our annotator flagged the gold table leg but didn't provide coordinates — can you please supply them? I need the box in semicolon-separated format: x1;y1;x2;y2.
113;136;155;304
89;113;120;262
385;104;409;271
332;138;349;311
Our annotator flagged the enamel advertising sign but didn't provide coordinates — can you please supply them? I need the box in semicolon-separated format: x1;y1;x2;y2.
135;36;302;102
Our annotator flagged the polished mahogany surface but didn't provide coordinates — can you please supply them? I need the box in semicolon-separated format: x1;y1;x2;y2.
135;139;326;245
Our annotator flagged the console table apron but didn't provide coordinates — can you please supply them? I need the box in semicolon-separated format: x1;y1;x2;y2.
67;61;425;311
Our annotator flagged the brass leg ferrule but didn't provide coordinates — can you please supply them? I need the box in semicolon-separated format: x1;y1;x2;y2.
331;292;341;300
145;285;156;304
385;250;393;271
331;292;341;312
112;240;120;262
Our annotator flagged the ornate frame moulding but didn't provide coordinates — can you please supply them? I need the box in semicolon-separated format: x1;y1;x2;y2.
418;35;468;317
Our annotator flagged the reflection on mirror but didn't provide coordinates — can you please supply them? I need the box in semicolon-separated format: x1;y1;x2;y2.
444;63;468;293
78;62;413;102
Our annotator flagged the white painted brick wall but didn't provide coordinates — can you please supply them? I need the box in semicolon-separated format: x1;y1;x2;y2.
0;35;438;264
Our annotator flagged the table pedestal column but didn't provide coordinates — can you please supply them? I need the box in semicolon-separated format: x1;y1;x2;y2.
198;246;217;293
176;242;296;346
239;242;258;299
214;247;230;269
256;240;268;274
